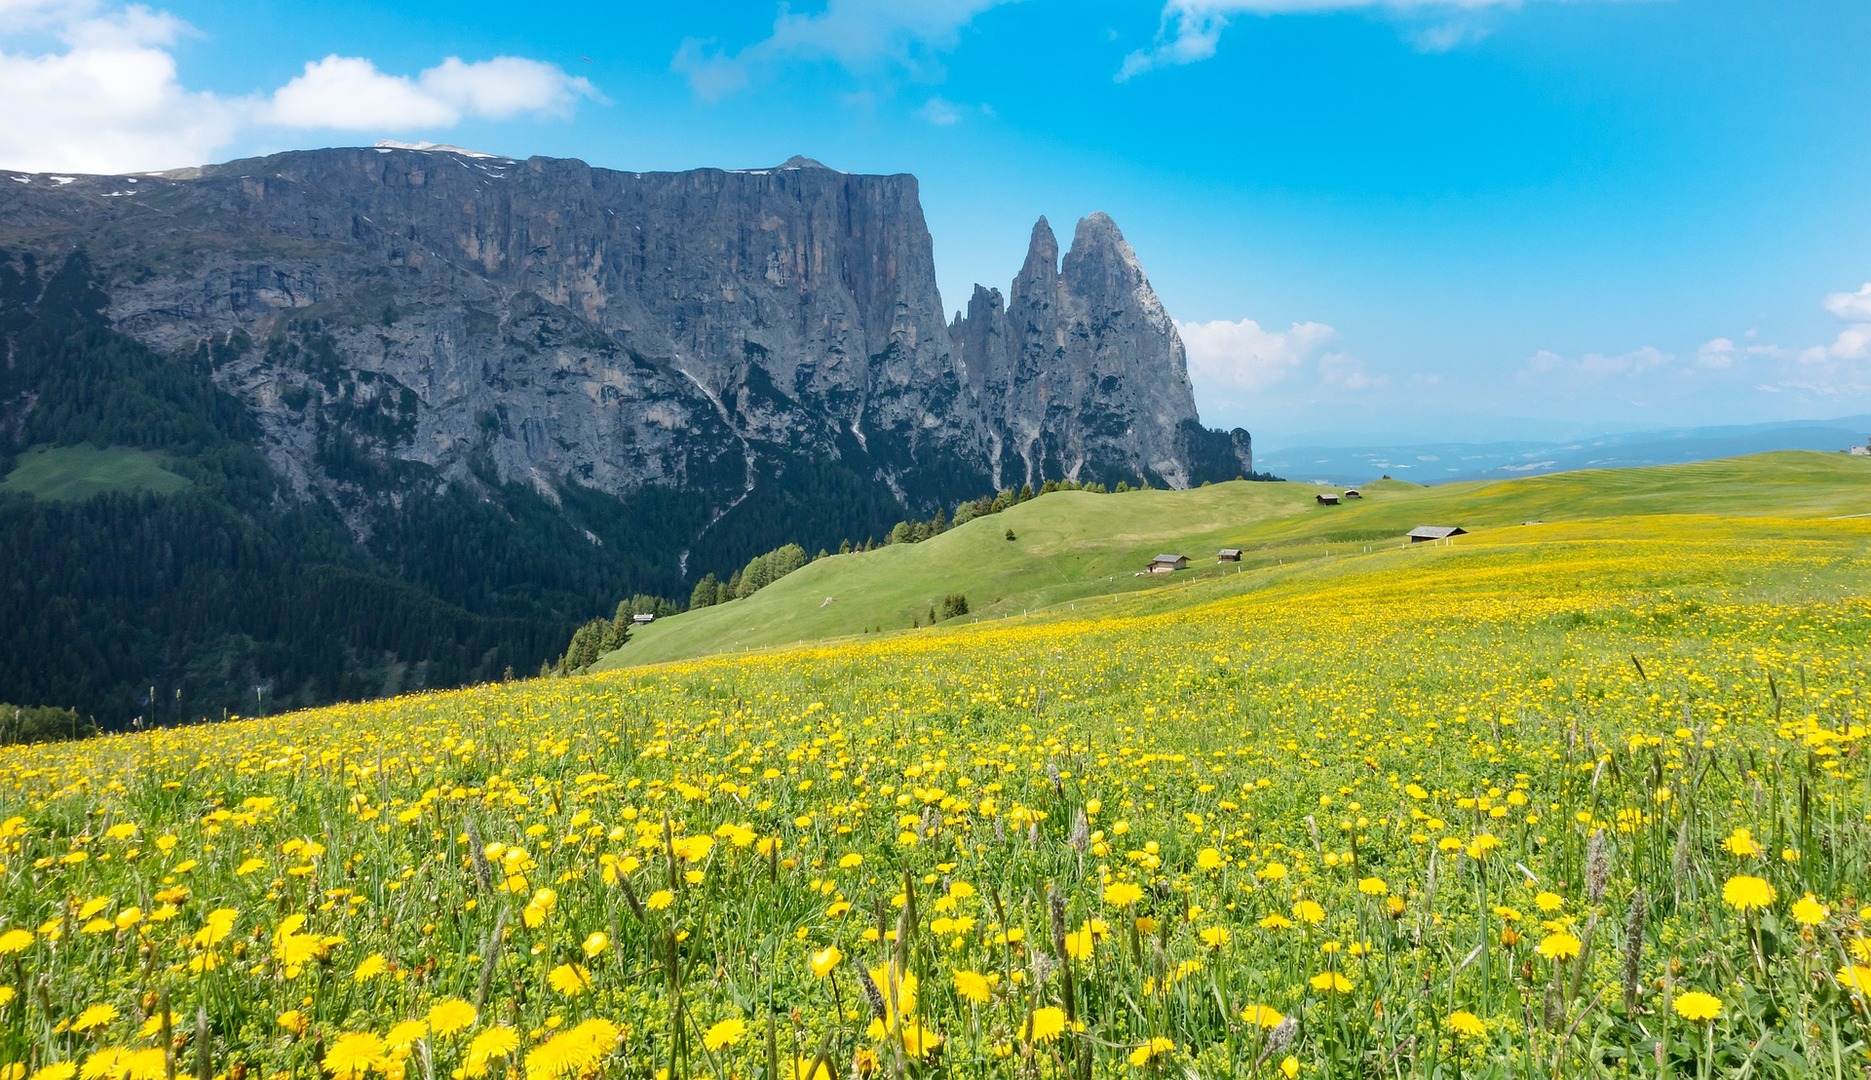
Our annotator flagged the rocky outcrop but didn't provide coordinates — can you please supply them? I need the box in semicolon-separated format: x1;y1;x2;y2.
951;214;1252;488
0;146;1251;567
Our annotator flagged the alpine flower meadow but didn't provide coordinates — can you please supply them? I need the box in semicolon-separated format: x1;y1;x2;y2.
1;520;1869;1076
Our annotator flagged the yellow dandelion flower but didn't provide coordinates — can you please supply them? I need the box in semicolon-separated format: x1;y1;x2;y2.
1128;1037;1175;1067
703;1016;746;1051
71;1003;119;1032
1790;894;1828;926
114;1050;166;1080
426;999;476;1037
353;953;388;982
1722;828;1762;857
523;1018;618;1080
581;932;609;957
322;1032;387;1080
0;929;33;955
1103;881;1143;907
899;1021;943;1059
1309;971;1353;993
1026;1006;1067;1044
547;963;591;997
1199;926;1230;949
672;834;714;862
1536;931;1581;961
463;1027;520;1077
384;1020;428;1050
1722;875;1775;912
953;969;992;1005
1242;1005;1284;1029
644;890;674;911
1293;900;1325;925
1835;964;1871;994
190;908;237;950
1672;992;1722;1022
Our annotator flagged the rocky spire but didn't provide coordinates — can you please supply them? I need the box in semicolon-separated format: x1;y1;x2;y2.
1019;216;1059;283
948;209;1250;489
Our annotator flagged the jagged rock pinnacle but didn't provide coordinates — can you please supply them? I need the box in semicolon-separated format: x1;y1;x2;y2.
1022;216;1059;279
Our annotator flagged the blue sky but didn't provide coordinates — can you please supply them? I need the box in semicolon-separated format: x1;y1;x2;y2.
4;1;1869;447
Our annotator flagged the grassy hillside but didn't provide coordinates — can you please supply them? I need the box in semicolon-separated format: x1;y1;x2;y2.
600;450;1871;668
0;444;191;500
3;469;1866;1076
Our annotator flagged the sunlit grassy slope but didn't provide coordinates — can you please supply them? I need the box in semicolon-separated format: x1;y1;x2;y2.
3;451;1870;1076
601;451;1871;668
0;444;190;501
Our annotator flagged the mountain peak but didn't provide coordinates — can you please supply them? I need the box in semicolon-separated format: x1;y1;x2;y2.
1021;216;1059;279
777;155;830;170
1063;211;1148;294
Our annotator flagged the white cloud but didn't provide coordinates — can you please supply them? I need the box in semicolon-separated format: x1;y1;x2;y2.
0;4;243;172
1119;7;1226;81
1518;345;1676;382
1319;351;1386;391
916;96;963;125
674;0;1011;100
266;55;598;130
1178;316;1340;393
1792;281;1871;369
1120;0;1555;78
267;56;457;129
1823;283;1871;322
0;2;600;173
1695;337;1736;369
1801;326;1871;365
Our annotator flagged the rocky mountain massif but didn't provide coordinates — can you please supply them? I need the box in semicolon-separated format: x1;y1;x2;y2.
0;146;1254;719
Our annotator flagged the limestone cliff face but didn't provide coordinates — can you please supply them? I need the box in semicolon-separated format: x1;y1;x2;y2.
0;146;1250;564
951;214;1252;489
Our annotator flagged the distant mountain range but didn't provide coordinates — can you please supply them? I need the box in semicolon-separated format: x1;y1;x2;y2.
0;145;1252;721
1259;417;1871;486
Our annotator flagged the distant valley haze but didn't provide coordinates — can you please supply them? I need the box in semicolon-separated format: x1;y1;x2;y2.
2;1;1867;450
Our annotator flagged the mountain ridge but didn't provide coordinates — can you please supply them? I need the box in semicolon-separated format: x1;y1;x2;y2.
2;146;1252;528
0;145;1257;720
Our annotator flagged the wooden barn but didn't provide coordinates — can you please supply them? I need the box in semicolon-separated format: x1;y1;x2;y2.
1343;488;1363;499
1218;548;1243;562
1408;525;1467;543
1316;493;1341;506
1147;553;1189;574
